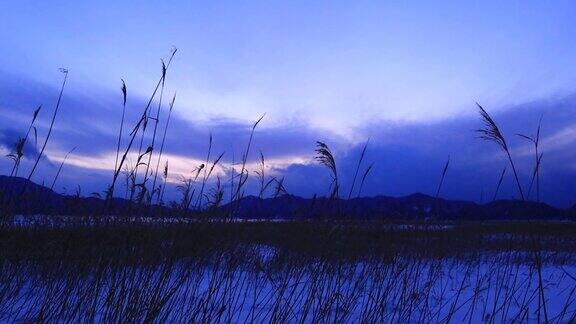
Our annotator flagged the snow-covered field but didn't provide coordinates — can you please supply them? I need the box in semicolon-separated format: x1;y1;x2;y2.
1;248;575;323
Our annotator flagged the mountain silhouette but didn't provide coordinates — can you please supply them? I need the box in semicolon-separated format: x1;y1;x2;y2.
0;176;571;220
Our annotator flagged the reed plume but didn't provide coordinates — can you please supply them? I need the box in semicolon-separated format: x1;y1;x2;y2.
315;141;339;199
476;103;525;201
7;138;25;176
8;106;41;178
158;160;169;204
114;80;127;174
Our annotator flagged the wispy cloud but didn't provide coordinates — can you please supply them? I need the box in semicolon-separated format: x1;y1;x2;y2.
2;73;576;206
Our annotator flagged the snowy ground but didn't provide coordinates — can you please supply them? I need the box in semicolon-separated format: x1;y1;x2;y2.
1;248;575;323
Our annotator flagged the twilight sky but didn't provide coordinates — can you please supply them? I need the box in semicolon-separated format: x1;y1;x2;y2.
1;1;576;206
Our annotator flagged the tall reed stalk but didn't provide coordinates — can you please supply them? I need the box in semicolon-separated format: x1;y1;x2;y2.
207;153;225;191
356;162;374;198
517;116;543;202
435;155;450;198
114;80;127;174
255;151;274;199
132;108;149;200
151;93;176;204
50;147;76;191
233;115;264;201
159;160;169;205
229;151;235;205
27;69;68;182
108;48;176;199
348;140;369;199
142;61;168;198
195;134;213;208
6;138;25;176
493;166;507;201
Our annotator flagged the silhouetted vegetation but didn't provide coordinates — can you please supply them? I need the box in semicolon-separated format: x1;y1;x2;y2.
0;50;575;322
0;221;574;322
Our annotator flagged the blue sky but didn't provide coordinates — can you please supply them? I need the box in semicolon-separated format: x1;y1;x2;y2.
1;1;576;206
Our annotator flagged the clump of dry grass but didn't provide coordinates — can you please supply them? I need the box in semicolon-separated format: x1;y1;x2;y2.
272;177;288;198
0;220;574;322
177;164;204;211
208;176;225;210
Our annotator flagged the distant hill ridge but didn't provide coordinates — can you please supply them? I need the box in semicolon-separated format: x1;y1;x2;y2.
225;193;568;220
0;176;572;220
